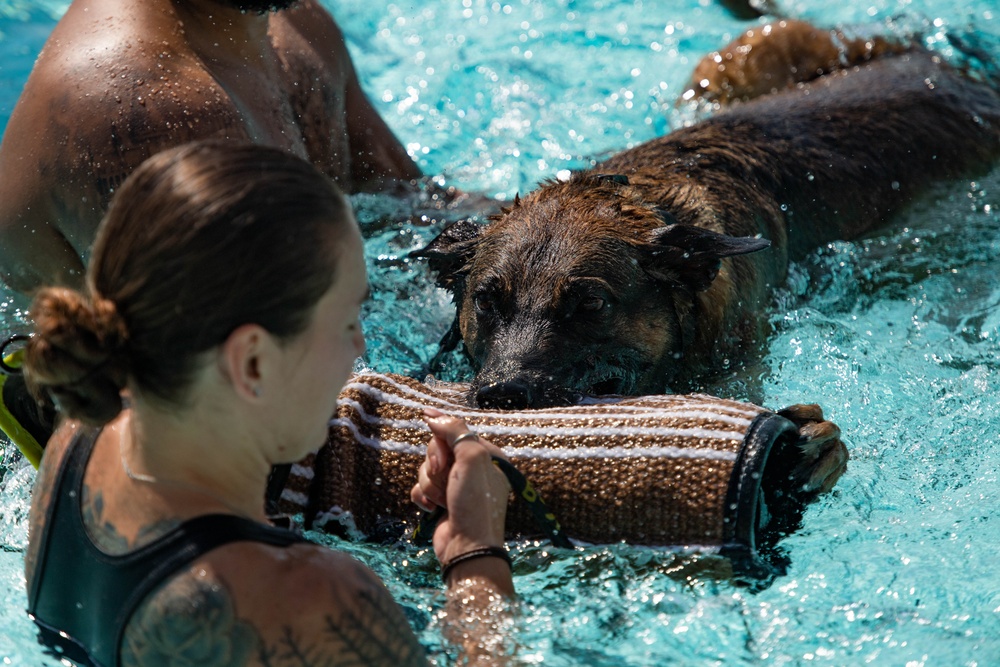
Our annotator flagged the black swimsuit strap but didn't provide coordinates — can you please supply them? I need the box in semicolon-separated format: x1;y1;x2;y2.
27;427;306;667
26;426;99;611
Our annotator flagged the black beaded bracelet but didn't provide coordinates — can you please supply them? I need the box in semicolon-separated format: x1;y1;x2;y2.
441;546;512;583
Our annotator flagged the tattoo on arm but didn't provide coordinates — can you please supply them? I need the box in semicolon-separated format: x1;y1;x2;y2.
258;579;426;667
320;588;425;666
94;172;131;210
121;575;259;667
123;560;426;667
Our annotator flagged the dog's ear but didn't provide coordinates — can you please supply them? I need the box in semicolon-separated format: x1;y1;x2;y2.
409;219;484;292
643;224;771;291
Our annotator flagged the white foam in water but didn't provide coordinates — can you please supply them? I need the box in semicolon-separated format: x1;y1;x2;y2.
3;0;1000;663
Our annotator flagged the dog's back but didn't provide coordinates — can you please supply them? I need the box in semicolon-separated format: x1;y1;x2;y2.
602;50;1000;261
419;32;1000;406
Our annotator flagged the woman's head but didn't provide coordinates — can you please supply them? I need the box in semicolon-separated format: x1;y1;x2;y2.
25;140;358;425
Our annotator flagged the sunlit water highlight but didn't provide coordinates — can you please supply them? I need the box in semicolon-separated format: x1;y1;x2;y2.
2;0;999;664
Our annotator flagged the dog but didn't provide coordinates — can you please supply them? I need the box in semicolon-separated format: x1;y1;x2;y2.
412;21;999;495
416;20;1000;414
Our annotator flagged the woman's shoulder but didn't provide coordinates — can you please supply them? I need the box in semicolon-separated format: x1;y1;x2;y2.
120;539;428;667
24;422;89;584
216;538;389;617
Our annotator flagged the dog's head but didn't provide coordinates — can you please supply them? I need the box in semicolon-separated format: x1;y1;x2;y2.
415;173;769;408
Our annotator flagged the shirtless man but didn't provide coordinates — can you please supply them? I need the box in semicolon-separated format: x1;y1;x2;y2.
0;0;422;298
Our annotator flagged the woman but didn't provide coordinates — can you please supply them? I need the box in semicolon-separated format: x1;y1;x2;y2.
22;140;514;666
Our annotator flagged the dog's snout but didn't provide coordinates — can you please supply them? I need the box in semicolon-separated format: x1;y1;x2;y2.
476;380;534;410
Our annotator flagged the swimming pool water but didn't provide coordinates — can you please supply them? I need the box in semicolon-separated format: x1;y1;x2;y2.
2;0;999;664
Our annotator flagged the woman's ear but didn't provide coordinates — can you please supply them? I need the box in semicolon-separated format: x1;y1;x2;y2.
218;323;271;400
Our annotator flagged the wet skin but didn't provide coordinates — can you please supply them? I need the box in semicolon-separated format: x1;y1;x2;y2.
0;0;421;298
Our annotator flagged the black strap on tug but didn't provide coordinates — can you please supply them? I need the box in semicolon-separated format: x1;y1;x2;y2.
411;455;573;549
719;410;806;584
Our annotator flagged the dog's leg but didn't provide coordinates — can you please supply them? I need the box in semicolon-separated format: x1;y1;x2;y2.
682;19;910;105
776;403;849;496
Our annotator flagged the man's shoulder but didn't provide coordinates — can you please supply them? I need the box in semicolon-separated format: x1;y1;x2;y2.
0;26;238;240
276;0;345;38
10;33;238;174
28;34;223;121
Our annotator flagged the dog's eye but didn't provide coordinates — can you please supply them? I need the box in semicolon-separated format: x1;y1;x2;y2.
579;296;606;313
474;294;495;315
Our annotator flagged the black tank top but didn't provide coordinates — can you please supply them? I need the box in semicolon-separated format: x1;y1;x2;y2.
26;428;307;667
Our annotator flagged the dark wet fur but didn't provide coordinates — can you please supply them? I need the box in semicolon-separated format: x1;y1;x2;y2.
417;50;1000;408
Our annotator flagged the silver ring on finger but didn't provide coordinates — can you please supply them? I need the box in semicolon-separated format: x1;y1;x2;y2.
452;431;480;447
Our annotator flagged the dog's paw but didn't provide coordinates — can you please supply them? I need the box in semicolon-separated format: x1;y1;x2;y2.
777;403;848;496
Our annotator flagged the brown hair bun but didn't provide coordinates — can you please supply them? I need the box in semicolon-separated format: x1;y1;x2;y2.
25;287;129;425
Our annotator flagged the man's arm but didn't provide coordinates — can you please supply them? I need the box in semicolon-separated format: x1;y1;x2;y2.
0;43;244;299
0;200;87;300
343;72;424;192
283;0;422;192
0;80;91;299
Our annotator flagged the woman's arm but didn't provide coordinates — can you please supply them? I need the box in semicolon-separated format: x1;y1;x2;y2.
413;411;518;663
121;545;428;667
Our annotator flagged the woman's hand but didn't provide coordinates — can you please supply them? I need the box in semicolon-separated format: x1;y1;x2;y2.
411;408;513;592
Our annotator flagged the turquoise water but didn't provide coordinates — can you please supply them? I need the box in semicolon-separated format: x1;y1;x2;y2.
3;0;1000;664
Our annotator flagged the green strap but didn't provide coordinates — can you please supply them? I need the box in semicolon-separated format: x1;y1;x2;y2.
0;347;44;469
411;455;572;549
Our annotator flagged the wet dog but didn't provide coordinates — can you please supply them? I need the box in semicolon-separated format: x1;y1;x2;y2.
416;21;1000;412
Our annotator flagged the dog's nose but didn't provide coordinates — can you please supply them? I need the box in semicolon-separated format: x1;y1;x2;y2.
476;380;533;410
